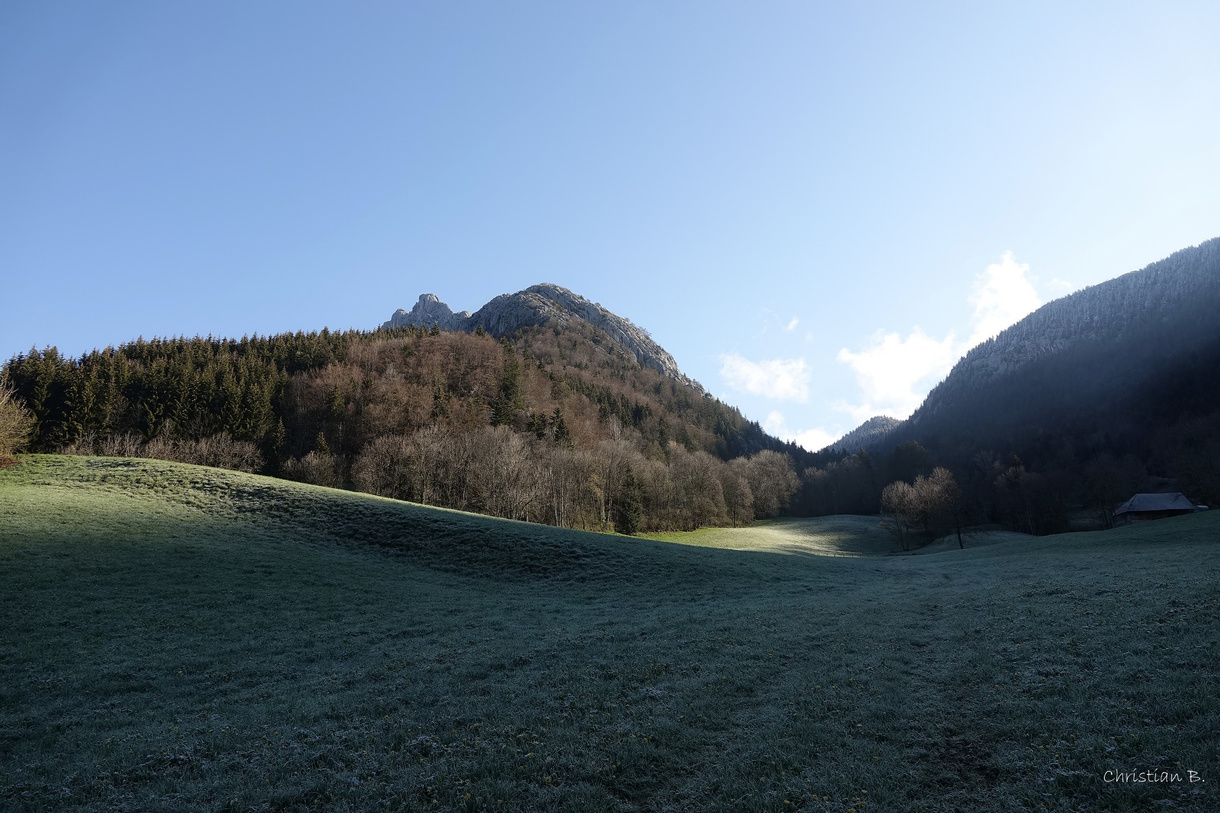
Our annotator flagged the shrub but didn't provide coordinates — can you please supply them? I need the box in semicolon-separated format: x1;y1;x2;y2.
64;430;263;473
282;451;344;488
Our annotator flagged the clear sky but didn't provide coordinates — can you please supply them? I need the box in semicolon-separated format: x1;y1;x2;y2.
4;2;1219;449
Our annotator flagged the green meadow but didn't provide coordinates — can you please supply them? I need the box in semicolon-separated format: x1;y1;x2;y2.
1;456;1217;812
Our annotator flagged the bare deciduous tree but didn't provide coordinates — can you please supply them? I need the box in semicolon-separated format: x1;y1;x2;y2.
881;467;965;550
717;464;754;526
881;479;919;551
466;425;538;521
543;446;599;529
669;445;728;530
924;467;965;548
351;434;414;499
0;380;34;456
734;450;799;519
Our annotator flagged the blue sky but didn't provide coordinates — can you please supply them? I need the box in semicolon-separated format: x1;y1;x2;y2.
4;2;1219;449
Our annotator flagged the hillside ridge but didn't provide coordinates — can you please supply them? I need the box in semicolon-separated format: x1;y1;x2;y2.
908;235;1220;429
830;235;1220;519
824;415;902;453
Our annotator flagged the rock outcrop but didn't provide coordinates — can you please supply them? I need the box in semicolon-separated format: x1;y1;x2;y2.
385;293;471;333
383;284;694;385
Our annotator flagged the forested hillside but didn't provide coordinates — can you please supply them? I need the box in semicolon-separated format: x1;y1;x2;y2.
2;321;808;533
902;236;1220;457
8;239;1216;540
800;238;1220;534
824;415;901;454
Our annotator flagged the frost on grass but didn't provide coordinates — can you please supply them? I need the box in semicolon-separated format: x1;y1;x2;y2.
1;456;1217;812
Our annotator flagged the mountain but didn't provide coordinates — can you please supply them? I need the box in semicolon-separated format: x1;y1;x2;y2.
5;286;810;534
823;416;902;453
912;237;1220;426
384;284;693;386
867;236;1220;511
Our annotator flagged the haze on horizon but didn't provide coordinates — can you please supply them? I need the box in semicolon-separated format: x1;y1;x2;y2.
4;2;1219;450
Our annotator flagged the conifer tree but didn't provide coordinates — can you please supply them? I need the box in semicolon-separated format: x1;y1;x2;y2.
552;408;571;447
613;469;642;535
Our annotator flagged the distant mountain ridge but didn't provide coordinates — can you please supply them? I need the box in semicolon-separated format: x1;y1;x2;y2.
824;416;902;453
383;284;694;386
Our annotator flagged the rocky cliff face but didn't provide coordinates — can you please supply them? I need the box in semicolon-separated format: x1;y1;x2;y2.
383;284;694;385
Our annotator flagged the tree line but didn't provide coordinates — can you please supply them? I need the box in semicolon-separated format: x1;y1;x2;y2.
1;325;803;533
10;315;1207;542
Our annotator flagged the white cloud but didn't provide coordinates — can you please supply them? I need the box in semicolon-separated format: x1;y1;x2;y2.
764;411;839;453
835;328;959;422
719;353;810;402
1044;277;1077;299
966;251;1042;346
785;317;800;332
834;251;1051;422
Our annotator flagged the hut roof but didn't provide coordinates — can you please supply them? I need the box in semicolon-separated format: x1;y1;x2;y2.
1115;493;1196;515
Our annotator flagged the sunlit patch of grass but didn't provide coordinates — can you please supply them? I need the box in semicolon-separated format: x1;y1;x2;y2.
2;455;1218;811
642;515;899;557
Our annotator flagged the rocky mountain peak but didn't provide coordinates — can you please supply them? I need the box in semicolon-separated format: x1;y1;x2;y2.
386;293;471;333
382;284;694;386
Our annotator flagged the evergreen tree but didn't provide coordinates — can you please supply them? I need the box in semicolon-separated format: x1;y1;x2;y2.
614;469;642;535
491;341;523;426
552;408;571;447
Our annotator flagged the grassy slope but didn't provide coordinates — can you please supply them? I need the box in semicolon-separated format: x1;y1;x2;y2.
1;456;1217;812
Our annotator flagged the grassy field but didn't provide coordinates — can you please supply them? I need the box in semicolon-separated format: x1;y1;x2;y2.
1;456;1217;812
642;517;1033;558
641;515;899;557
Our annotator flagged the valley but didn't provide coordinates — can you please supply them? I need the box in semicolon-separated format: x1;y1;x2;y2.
3;456;1216;811
7;7;1218;810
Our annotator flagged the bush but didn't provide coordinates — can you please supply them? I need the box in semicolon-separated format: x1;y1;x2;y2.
144;433;264;473
282;451;344;488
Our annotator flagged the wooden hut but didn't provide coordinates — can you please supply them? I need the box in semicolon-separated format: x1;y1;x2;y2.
1113;493;1200;523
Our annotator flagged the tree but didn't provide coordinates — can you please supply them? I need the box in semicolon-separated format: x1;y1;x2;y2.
466;426;537;520
1083;453;1126;529
669;445;728;530
551;408;571;447
542;446;597;528
491;341;523;427
613;468;643;534
0;380;34;456
351;434;414;499
718;464;755;525
880;480;919;551
921;467;965;548
735;450;799;519
886;441;929;485
594;437;638;530
881;467;965;549
992;456;1035;534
